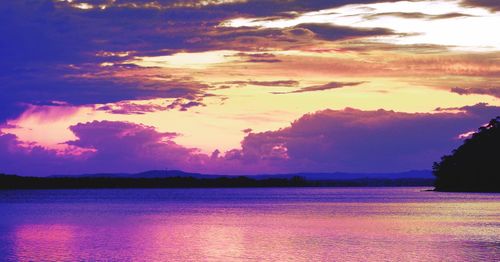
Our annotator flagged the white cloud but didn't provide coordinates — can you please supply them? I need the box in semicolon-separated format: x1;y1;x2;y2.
222;0;500;51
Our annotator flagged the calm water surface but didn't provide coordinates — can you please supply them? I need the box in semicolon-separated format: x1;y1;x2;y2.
0;187;498;261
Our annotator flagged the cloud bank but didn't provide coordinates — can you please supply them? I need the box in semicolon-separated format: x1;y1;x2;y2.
1;104;498;176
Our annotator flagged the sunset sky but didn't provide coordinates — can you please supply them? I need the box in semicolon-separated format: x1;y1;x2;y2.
1;0;499;176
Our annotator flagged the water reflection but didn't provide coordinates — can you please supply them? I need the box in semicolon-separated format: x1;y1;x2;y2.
0;188;498;261
14;225;76;262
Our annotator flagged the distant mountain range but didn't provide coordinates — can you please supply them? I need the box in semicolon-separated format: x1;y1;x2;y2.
52;169;433;181
0;170;434;189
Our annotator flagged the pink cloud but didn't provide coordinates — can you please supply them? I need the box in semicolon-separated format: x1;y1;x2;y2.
15;104;83;124
0;104;499;176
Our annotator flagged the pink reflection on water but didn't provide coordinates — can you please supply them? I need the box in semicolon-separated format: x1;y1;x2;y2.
12;202;496;261
121;207;477;261
5;189;499;261
14;224;76;262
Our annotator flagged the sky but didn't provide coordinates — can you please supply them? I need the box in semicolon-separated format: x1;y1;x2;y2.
0;0;499;176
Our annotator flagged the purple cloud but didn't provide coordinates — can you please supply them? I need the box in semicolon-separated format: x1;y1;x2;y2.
1;104;499;176
0;121;205;176
233;103;500;173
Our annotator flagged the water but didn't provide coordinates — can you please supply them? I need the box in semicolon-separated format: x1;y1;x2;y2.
0;187;498;261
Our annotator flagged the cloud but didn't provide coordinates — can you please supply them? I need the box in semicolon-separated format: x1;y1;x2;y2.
224;1;500;52
364;12;474;20
1;0;499;177
1;104;500;176
230;52;283;63
0;132;77;176
96;102;170;115
65;121;197;172
0;119;286;176
166;98;206;111
296;23;396;41
246;58;283;63
0;60;212;120
234;103;500;173
0;121;205;176
450;87;500;98
461;0;500;11
96;90;214;114
0;1;402;123
273;81;365;94
221;80;299;87
245;50;500;80
0;0;232;121
209;23;396;52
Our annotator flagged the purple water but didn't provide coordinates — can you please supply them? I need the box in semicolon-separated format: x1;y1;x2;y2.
0;187;498;261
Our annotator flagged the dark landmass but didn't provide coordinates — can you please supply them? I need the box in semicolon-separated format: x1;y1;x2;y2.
251;170;432;180
51;169;432;180
433;116;499;192
0;172;434;190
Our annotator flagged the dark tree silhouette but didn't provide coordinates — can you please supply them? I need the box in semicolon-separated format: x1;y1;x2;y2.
433;116;500;192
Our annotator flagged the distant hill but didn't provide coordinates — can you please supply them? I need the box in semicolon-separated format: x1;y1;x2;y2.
51;170;218;179
253;170;433;180
0;170;434;189
52;169;433;181
433;116;499;192
0;173;433;190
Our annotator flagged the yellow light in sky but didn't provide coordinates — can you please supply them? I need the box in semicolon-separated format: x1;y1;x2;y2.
73;2;94;9
130;50;241;69
4;80;499;154
3;0;499;157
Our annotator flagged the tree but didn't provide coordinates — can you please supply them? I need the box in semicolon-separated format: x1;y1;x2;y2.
433;116;499;192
